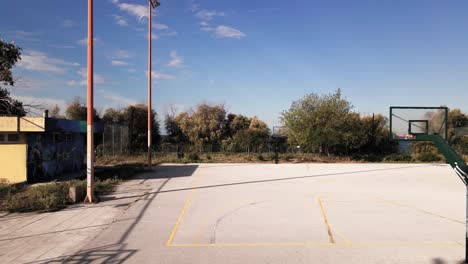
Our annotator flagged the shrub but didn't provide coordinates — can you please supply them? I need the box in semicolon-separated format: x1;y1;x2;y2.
384;154;413;162
417;152;443;162
4;183;69;212
257;154;265;161
187;152;200;161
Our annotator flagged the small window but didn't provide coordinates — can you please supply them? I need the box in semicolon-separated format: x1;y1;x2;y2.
6;133;20;143
0;134;4;142
52;132;61;142
65;133;73;142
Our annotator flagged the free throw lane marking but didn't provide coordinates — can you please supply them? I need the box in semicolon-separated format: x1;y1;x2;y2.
318;196;335;244
166;172;203;246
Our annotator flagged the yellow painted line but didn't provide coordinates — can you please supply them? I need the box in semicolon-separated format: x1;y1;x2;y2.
166;174;203;246
377;198;464;224
328;223;353;245
318;196;335;244
344;242;461;247
169;242;333;247
168;241;460;248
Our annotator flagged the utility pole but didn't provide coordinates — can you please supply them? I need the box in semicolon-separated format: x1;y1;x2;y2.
148;0;161;168
85;0;95;203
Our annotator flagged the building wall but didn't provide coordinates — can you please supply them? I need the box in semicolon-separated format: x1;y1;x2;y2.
26;133;85;182
0;134;28;183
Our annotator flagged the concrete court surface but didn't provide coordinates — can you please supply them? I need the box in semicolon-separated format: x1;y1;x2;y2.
62;163;465;263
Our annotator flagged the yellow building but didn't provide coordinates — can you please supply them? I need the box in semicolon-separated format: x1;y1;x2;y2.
0;116;44;183
0;114;102;184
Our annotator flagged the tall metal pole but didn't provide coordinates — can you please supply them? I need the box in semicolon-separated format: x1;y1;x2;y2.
147;0;152;168
85;0;95;203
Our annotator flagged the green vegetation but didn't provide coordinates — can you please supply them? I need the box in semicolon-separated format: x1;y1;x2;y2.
164;104;270;152
0;165;144;213
281;89;395;156
0;39;26;116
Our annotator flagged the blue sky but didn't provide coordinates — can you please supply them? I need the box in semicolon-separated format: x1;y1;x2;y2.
1;0;467;129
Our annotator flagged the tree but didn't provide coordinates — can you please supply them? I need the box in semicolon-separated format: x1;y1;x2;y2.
102;108;125;124
449;109;467;128
65;97;100;121
0;40;21;86
124;104;160;153
165;114;188;143
0;39;25;116
49;105;63;118
0;88;25;116
280;89;355;155
177;103;226;146
360;114;394;154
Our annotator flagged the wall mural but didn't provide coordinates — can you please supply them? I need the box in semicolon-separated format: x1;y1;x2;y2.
27;133;85;182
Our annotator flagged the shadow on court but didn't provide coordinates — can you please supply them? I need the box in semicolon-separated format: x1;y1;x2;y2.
48;165;199;263
154;164;438;195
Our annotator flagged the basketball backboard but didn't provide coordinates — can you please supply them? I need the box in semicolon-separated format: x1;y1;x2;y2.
389;106;448;141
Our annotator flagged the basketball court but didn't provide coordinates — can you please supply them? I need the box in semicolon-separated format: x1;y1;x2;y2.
78;163;466;263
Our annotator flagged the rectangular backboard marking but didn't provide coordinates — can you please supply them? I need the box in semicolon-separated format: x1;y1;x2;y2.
409;120;429;135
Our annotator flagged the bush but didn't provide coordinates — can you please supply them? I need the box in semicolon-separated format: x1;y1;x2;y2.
417;152;443;162
4;183;69;212
384;154;413;162
257;154;265;161
187;152;200;161
351;154;383;162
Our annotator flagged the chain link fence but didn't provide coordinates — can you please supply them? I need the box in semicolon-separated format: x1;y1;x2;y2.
99;125;129;156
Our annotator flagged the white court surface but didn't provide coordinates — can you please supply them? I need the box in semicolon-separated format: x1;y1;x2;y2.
72;163;466;264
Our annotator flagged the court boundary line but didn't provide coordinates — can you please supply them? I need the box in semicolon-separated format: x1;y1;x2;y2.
167;241;461;247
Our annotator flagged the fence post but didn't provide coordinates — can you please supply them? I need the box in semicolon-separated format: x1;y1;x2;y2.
112;125;115;156
102;131;105;156
120;126;123;154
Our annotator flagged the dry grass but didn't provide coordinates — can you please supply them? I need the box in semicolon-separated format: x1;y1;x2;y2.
0;165;145;213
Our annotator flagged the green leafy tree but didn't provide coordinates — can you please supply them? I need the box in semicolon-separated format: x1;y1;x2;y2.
102;108;125;124
0;39;25;116
124;104;160;153
165;114;188;143
280;89;354;155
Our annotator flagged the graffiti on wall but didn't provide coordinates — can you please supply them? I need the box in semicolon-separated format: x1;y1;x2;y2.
27;133;84;182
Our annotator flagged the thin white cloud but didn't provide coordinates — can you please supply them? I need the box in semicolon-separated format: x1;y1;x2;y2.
77;37;100;46
17;50;79;74
215;25;246;39
154;23;168;30
7;30;43;42
196;10;225;21
111;60;128;66
13;95;67;113
48;44;75;49
127;69;136;73
149;71;175;80
167;50;184;68
190;3;200;12
61;19;75;28
115;50;131;59
153;23;177;37
112;15;128;26
112;0;149;20
67;68;105;86
98;89;137;106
